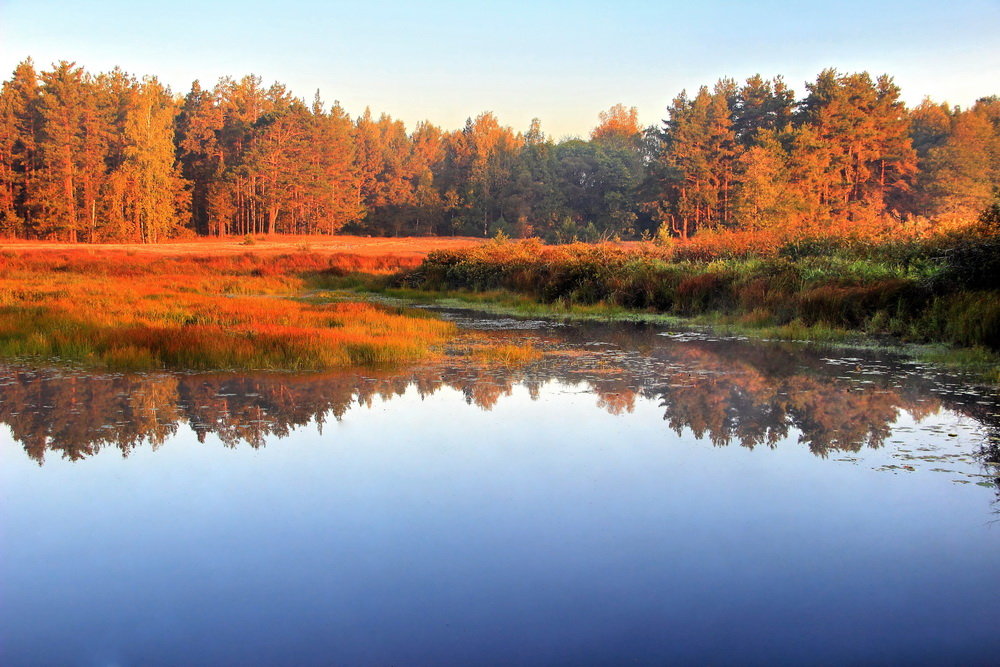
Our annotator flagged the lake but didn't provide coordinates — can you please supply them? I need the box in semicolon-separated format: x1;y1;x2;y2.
2;314;998;665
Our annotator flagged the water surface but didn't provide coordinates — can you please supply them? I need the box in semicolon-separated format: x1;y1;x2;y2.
2;319;998;665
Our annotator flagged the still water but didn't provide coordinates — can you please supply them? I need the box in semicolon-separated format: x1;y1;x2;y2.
1;316;998;665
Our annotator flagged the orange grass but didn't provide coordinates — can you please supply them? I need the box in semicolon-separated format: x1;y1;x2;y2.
470;342;543;367
0;234;480;263
0;250;456;370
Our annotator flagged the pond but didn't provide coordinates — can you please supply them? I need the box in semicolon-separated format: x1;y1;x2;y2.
1;315;998;665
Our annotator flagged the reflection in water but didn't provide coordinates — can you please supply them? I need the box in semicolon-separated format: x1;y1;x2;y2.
3;320;1000;666
2;321;997;483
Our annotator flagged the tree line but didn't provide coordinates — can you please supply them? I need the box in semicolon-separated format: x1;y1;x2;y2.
1;58;997;242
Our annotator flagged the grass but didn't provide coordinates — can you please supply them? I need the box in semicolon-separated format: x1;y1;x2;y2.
0;250;455;371
471;342;543;367
916;346;1000;384
2;228;997;378
0;233;481;260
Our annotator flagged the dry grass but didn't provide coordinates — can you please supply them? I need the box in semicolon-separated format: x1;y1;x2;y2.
0;234;481;264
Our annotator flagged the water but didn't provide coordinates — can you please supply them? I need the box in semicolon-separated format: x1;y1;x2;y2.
1;319;998;665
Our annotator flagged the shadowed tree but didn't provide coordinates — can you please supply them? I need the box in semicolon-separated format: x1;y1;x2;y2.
0;59;43;236
921;104;1000;227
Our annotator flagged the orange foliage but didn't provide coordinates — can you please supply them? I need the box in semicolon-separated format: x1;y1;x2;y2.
0;249;456;369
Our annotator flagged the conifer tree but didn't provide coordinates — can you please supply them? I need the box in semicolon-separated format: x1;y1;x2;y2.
35;61;87;241
306;98;361;234
0;60;41;236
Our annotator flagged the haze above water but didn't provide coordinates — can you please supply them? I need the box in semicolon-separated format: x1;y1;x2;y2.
2;317;998;665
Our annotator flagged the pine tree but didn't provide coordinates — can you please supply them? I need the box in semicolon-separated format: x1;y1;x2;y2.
177;80;224;235
733;74;794;146
651;84;737;238
35;61;88;240
0;60;41;236
798;70;917;223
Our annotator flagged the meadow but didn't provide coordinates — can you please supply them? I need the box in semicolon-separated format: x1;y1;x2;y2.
0;239;466;370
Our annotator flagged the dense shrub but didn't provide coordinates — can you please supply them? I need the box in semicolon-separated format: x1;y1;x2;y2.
403;236;1000;350
930;236;1000;291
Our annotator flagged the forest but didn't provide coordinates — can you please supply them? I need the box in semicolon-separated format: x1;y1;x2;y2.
1;58;998;243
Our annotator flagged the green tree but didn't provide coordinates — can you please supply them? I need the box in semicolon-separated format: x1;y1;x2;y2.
733;74;795;146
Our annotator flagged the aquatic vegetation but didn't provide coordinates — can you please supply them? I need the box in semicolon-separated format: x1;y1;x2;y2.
471;342;542;367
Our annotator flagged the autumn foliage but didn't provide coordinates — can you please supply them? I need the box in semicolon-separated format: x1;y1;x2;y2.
1;60;997;243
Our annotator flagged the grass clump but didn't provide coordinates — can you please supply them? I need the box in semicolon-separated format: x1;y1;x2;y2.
917;345;1000;384
471;343;542;367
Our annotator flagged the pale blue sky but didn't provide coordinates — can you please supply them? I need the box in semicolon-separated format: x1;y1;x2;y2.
1;0;997;138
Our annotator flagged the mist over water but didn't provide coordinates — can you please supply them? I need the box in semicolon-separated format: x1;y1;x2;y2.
2;319;998;665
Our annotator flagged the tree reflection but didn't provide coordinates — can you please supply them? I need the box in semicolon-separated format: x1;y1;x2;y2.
0;326;996;468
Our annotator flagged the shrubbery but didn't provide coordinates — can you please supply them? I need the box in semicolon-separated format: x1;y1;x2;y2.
401;231;1000;349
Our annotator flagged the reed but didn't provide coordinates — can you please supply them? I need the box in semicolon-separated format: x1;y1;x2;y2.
471;342;543;367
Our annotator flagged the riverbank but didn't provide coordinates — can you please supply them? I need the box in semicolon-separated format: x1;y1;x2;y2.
3;233;998;380
307;232;1000;382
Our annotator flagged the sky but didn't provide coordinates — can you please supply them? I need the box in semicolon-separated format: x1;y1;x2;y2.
1;0;998;138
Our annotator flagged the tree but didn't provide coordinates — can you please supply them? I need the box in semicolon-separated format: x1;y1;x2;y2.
444;112;522;236
407;120;446;234
118;77;189;242
177;80;224;235
34;61;92;241
0;59;41;236
798;70;917;221
922;107;1000;226
306;98;361;234
247;99;309;234
733;74;794;146
591;104;642;151
733;131;792;230
649;84;738;238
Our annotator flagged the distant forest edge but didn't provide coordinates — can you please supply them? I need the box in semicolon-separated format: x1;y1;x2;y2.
1;58;998;243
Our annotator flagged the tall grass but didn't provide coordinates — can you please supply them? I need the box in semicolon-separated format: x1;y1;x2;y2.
0;251;454;370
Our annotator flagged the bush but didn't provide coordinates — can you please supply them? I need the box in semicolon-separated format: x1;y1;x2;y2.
928;234;1000;292
402;236;1000;350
